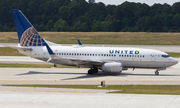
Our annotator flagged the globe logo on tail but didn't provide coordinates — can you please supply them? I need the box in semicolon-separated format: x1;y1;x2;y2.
20;27;45;46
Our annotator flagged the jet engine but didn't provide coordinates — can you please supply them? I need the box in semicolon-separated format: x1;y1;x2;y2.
101;62;123;73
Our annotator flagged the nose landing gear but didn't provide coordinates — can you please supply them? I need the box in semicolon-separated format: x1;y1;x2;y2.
155;68;166;75
155;71;159;75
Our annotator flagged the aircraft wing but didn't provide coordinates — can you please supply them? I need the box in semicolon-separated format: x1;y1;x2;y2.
45;43;103;66
62;57;103;66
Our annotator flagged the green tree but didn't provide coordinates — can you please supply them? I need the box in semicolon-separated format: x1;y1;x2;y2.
54;19;69;31
102;21;113;31
171;13;180;29
72;21;88;31
46;20;54;31
92;20;102;31
88;0;95;4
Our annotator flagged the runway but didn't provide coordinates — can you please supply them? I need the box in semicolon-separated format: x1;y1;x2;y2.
1;44;180;107
0;63;180;107
1;91;180;108
0;56;50;64
0;62;180;85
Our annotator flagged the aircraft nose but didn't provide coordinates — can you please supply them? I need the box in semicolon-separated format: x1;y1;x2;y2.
169;58;178;65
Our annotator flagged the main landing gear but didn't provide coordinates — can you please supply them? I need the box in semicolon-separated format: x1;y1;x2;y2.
88;68;98;75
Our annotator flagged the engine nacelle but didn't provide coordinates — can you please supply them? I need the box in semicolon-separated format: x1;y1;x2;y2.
101;62;123;73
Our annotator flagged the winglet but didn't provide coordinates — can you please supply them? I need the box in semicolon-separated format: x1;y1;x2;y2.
77;39;83;45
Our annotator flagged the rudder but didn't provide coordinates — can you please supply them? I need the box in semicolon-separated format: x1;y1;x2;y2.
12;9;46;46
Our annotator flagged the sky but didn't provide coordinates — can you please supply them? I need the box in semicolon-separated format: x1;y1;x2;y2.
89;0;180;6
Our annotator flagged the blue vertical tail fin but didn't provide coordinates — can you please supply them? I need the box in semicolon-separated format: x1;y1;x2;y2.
12;9;46;47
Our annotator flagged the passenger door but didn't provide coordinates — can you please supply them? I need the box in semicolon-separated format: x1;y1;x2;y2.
151;53;156;62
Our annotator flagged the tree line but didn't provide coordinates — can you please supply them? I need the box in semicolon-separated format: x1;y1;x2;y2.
1;0;180;32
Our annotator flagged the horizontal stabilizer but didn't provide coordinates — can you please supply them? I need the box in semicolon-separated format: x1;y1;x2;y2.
5;45;33;51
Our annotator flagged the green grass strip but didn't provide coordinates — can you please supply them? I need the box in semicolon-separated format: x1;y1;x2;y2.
2;84;180;95
0;47;24;56
167;52;180;57
0;63;79;68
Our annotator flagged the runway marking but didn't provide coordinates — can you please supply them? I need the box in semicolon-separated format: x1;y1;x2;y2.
64;91;70;93
40;91;46;92
4;90;10;92
27;90;34;92
88;92;95;94
52;91;59;93
75;92;82;93
16;90;22;92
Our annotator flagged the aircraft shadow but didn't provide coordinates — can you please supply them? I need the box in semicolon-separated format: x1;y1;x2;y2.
120;73;180;76
61;72;123;80
16;71;85;75
16;71;180;80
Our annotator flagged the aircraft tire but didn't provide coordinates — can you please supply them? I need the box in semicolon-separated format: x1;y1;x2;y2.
88;69;94;75
93;68;98;73
155;71;159;75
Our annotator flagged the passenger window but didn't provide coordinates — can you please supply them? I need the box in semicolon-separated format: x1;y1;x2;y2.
127;55;129;57
124;55;126;57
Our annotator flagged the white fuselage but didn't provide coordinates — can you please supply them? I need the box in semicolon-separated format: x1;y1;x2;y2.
18;45;178;69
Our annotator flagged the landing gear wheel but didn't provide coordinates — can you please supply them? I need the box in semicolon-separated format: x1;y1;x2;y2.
155;71;159;75
93;68;98;73
88;69;94;75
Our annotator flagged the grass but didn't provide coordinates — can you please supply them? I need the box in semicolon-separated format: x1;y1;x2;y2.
167;52;180;57
0;63;79;68
1;32;180;45
2;84;180;95
0;47;24;56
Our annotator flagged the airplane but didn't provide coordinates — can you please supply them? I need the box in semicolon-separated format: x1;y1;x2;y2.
11;9;178;75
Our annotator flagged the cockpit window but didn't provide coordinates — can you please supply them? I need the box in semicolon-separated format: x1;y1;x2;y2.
162;55;170;58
